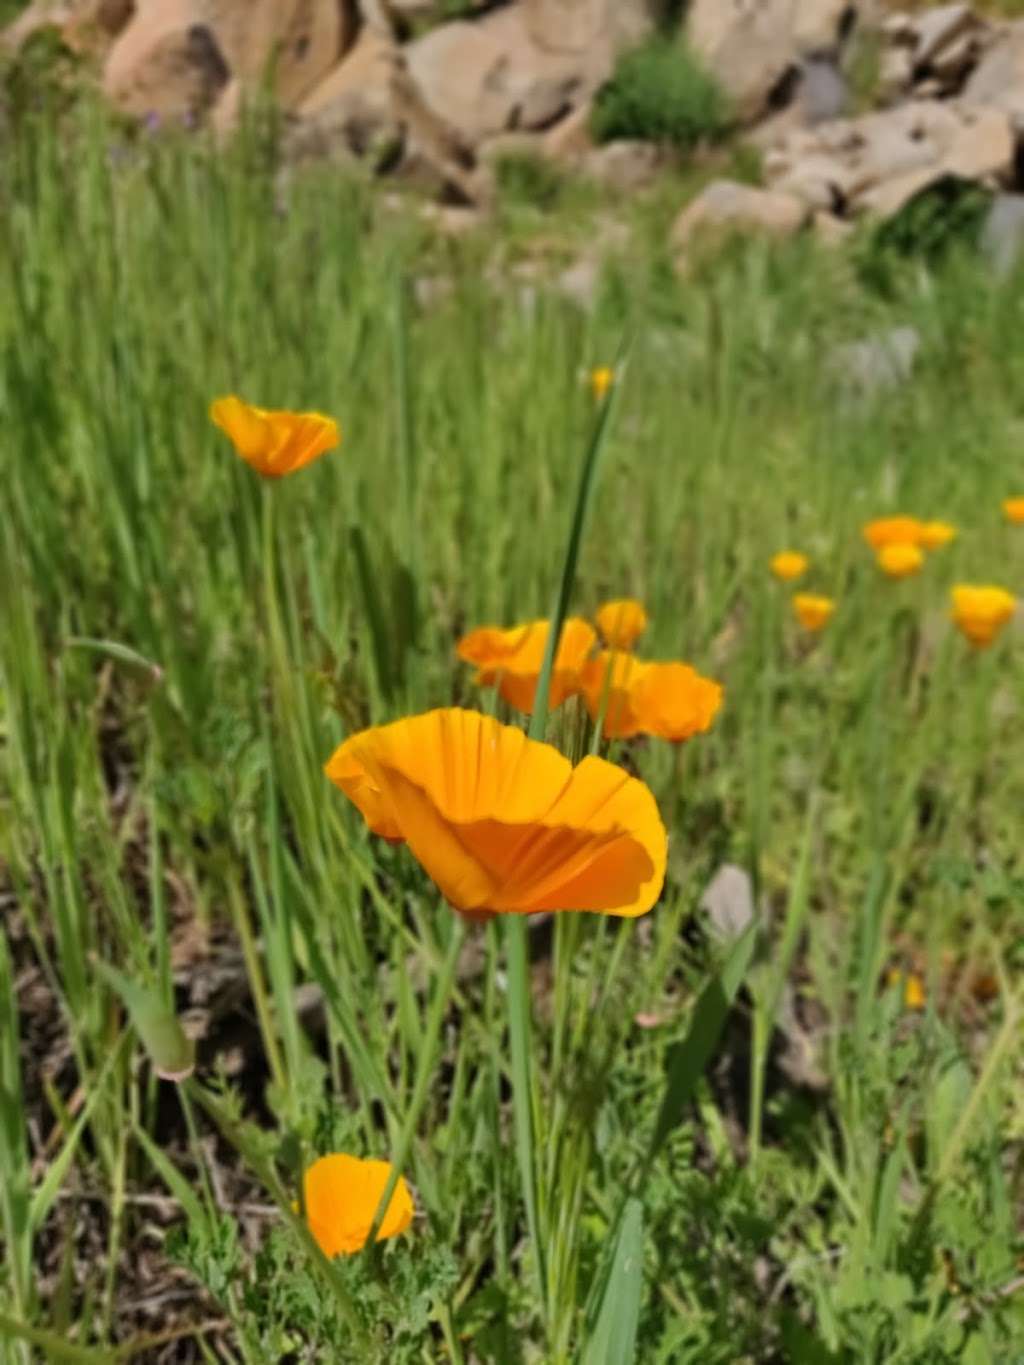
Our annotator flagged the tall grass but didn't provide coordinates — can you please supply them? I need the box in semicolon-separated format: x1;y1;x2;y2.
1;98;1023;1361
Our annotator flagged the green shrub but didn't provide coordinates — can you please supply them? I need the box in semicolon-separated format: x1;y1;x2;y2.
855;177;993;296
591;38;729;153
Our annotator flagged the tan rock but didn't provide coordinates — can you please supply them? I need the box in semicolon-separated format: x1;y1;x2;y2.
419;203;485;236
104;13;230;120
852;108;944;191
582;139;661;191
63;0;134;53
911;2;976;68
671;179;808;256
390;59;489;205
856;164;942;218
294;25;398;157
2;0;73;50
852;102;1012;217
210;76;243;136
944;107;1014;182
557;255;601;309
792;0;861;50
210;0;355;108
812;210;853;247
542;101;595;161
687;0;796;122
404;6;590;147
879;46;913;99
928;30;983;88
773;153;855;211
3;0;134;52
104;0;355;121
522;0;658;57
882;11;916;46
687;0;862;122
962;20;1024;120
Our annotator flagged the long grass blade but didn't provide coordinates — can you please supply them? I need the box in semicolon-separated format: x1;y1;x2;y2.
582;1196;645;1365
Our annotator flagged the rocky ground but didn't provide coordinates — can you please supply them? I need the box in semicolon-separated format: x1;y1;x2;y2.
6;2;1024;278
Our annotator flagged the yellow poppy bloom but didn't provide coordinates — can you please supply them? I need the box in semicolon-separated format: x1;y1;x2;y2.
1004;497;1024;524
580;653;723;742
325;708;667;922
770;551;809;583
918;521;957;550
863;516;924;550
793;593;835;632
595;598;648;650
456;618;596;714
877;542;924;578
950;584;1017;648
210;395;340;479
303;1155;413;1258
590;367;614;401
887;969;925;1011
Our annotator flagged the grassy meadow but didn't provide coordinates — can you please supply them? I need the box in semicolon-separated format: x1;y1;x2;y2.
2;97;1024;1363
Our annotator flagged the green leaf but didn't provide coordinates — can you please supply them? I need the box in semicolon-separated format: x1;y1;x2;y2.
0;1312;116;1362
133;1122;207;1230
644;919;756;1171
583;1196;644;1365
30;1035;128;1233
528;334;629;744
779;1310;846;1365
94;962;194;1081
66;636;162;682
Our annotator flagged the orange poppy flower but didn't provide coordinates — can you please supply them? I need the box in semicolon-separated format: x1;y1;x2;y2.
595;598;648;650
303;1154;413;1258
919;521;957;550
950;585;1017;648
876;542;924;578
580;653;723;742
1004;497;1024;525
579;650;647;737
770;551;809;583
635;662;723;743
792;593;835;632
456;618;596;714
210;395;340;479
590;366;614;401
325;708;667;921
862;516;924;550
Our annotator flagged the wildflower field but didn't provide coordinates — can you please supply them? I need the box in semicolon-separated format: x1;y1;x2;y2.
3;107;1024;1365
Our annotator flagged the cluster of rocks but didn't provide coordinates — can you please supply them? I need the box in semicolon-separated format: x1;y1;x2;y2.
696;3;1024;258
6;0;1024;269
3;0;672;203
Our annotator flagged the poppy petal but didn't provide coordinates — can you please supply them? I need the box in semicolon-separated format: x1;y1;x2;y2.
210;396;274;461
457;619;596;714
325;709;666;919
211;395;340;478
595;599;648;651
304;1154;413;1258
634;664;723;741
